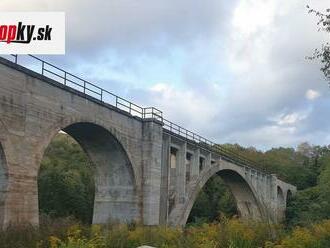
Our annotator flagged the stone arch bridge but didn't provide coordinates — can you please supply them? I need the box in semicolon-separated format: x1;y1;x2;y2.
0;55;296;228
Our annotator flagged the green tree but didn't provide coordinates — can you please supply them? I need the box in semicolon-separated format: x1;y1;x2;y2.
188;175;237;224
307;6;330;82
38;133;95;223
286;146;330;226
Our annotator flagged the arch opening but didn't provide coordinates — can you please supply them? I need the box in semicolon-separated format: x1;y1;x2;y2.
185;169;263;225
38;122;139;224
0;142;8;227
286;190;293;204
187;174;238;224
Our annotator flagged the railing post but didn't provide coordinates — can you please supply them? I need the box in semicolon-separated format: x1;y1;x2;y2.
83;81;86;94
64;72;67;85
41;61;44;75
101;89;103;102
129;102;132;114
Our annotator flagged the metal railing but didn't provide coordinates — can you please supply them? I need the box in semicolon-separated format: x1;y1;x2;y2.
3;54;163;121
0;54;269;175
163;119;268;174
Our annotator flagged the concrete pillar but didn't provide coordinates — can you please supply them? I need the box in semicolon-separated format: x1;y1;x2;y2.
185;151;193;185
205;152;212;169
159;135;170;225
191;148;200;180
141;120;163;225
176;142;186;203
2;136;40;228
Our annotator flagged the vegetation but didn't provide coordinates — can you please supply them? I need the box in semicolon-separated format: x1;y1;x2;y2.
38;133;95;224
307;6;330;82
29;131;330;247
3;217;330;248
187;175;237;224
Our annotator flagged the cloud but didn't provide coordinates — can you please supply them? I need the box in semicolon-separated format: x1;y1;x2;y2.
1;0;330;150
128;83;219;133
305;89;321;100
0;0;233;57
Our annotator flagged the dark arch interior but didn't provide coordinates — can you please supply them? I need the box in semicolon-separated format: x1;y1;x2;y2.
277;187;285;205
217;170;263;220
38;122;138;224
187;169;262;224
187;174;238;224
286;190;293;206
0;143;7;226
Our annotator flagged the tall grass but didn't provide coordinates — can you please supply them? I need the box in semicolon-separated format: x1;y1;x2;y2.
1;216;330;248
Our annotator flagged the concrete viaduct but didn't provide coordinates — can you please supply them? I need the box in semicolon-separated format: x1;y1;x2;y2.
0;55;296;229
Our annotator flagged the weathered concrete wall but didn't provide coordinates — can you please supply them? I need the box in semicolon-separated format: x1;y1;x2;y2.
0;58;163;228
64;123;139;224
161;133;297;226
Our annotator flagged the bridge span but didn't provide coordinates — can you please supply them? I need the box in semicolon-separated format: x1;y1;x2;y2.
0;55;296;228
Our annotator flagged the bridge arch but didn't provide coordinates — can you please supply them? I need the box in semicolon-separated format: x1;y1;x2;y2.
170;165;265;226
38;121;140;224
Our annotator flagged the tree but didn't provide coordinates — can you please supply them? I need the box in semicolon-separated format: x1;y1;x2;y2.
187;175;237;224
307;6;330;82
38;133;95;224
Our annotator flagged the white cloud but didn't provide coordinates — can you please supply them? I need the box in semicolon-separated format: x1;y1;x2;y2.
0;0;231;57
130;83;219;133
305;89;321;100
232;0;276;35
1;0;330;150
272;111;309;126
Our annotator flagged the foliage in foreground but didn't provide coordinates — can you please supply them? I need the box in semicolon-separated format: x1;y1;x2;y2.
2;218;330;248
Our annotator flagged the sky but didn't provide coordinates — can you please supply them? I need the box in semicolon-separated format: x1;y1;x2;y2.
1;0;330;150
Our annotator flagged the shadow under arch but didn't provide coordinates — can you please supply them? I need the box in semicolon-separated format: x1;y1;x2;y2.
177;168;265;226
39;122;140;224
0;142;8;227
286;190;293;203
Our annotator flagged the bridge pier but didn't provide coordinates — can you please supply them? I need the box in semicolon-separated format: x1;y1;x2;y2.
0;134;42;228
141;121;163;225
